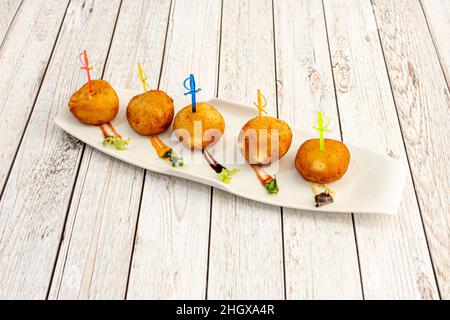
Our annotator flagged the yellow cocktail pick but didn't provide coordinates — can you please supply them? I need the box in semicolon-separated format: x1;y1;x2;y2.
137;63;148;92
313;111;331;152
254;89;268;118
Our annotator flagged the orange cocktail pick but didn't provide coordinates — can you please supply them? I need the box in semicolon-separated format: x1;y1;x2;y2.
79;50;93;92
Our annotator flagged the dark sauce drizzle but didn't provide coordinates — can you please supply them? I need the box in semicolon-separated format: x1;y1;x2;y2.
202;149;226;173
315;191;334;207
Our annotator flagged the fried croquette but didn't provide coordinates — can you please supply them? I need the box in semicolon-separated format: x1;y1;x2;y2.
126;90;174;135
68;80;119;125
295;138;350;184
238;116;292;165
173;103;225;150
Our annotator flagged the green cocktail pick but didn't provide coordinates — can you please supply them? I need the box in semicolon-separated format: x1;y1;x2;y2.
313;111;331;152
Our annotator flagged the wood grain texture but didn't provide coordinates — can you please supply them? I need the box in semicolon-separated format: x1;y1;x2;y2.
323;0;439;299
206;0;284;299
48;0;172;300
372;0;450;299
420;0;450;87
0;0;121;299
0;0;68;193
0;0;22;45
0;0;23;46
0;0;447;300
126;0;222;299
274;0;362;299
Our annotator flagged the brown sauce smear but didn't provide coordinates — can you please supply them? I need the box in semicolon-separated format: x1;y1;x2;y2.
99;122;122;139
99;124;109;139
250;164;273;186
106;122;122;139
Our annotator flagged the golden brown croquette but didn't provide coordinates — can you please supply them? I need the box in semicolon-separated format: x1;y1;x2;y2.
295;138;350;184
238;116;292;165
68;80;119;125
173;102;225;150
126;90;174;135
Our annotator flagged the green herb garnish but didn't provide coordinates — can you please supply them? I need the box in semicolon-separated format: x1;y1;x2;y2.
218;168;239;184
102;136;130;150
170;155;184;167
161;149;184;167
162;150;172;159
264;177;279;194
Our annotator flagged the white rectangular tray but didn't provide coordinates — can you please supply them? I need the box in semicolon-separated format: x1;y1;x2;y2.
55;88;407;215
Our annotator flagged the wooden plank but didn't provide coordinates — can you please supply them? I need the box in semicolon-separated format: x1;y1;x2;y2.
0;0;121;299
126;0;222;299
372;0;450;299
0;0;22;45
274;0;362;299
48;0;171;300
420;0;450;87
322;0;439;299
206;0;284;299
0;0;69;193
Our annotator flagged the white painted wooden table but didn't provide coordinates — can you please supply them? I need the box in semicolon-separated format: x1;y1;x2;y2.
0;0;448;300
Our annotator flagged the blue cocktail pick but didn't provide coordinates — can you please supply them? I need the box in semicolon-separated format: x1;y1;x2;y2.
183;73;201;113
